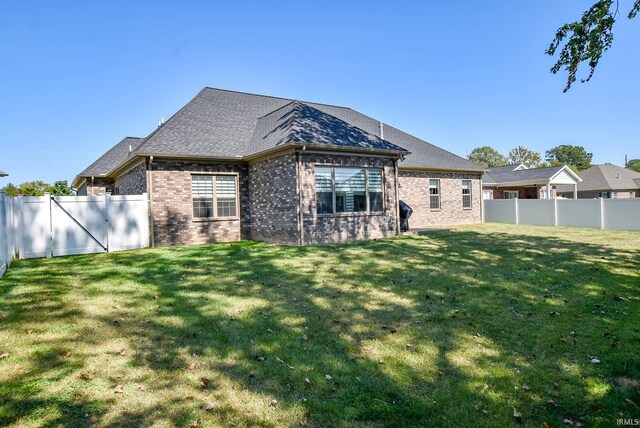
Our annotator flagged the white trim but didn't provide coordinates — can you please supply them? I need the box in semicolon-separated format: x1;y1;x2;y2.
549;165;582;182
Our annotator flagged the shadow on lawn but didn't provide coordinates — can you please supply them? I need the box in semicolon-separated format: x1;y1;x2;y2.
1;230;639;426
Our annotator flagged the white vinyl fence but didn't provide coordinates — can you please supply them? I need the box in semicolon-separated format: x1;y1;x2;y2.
483;198;640;231
0;192;149;277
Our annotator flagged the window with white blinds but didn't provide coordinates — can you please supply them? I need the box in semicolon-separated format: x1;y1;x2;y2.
315;166;384;214
192;175;238;218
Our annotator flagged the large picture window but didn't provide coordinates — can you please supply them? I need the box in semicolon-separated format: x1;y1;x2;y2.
315;166;384;214
192;174;238;219
462;180;472;209
429;179;440;210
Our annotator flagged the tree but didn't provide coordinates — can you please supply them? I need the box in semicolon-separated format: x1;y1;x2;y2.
627;158;640;172
545;145;593;171
1;180;74;196
507;146;543;168
468;146;508;168
547;0;640;92
18;180;50;196
49;180;73;196
1;183;19;197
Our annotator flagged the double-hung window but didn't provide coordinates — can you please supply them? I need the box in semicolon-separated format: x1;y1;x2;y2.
192;174;238;219
429;179;440;210
462;180;472;209
315;166;384;214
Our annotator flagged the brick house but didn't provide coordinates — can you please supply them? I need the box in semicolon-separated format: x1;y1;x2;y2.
72;88;484;246
482;164;581;200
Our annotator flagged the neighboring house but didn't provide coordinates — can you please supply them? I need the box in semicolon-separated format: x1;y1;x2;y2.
482;164;581;199
73;88;484;246
556;164;640;199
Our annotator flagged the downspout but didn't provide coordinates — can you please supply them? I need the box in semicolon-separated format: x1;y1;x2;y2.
296;148;304;245
91;176;95;196
394;157;400;234
147;156;155;247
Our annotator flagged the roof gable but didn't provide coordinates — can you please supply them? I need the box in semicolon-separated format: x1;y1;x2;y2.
483;165;580;186
249;101;406;155
78;137;144;177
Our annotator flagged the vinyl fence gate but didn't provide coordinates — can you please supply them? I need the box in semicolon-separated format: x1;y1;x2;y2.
9;193;149;260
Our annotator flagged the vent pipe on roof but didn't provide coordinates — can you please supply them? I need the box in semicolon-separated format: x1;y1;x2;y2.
128;144;132;154
158;117;164;128
379;122;384;139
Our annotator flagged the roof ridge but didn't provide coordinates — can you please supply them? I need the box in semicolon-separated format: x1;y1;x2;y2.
203;87;353;111
256;100;299;120
133;88;209;156
593;165;615;189
292;102;389;143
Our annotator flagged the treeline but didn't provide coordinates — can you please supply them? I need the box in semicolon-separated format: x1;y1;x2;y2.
1;180;73;196
467;144;596;172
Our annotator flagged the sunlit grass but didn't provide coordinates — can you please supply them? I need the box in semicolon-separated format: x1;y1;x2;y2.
0;223;638;427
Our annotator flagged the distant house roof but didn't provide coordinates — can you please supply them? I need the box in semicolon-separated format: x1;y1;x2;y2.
557;164;640;193
0;170;7;177
484;164;581;186
83;88;483;181
74;137;144;185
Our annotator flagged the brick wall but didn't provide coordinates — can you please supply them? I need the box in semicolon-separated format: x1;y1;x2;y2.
398;170;481;227
150;160;249;246
248;154;300;245
79;178;114;196
77;182;88;196
299;153;399;244
115;162;147;195
489;186;557;199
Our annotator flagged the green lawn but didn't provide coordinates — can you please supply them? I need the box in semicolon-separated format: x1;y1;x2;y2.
0;224;639;427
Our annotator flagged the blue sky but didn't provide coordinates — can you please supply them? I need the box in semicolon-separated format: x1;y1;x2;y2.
1;1;638;186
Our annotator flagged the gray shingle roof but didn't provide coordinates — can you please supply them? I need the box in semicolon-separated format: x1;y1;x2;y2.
0;170;7;177
249;101;406;154
78;137;144;177
484;165;564;185
130;88;483;172
557;164;640;192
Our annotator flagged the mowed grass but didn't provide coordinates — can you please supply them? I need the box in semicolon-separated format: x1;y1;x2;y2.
0;224;639;427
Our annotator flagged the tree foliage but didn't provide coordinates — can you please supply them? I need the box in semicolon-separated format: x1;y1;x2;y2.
545;145;593;171
1;180;73;196
468;146;508;168
547;0;640;92
1;183;20;197
627;158;640;172
507;146;543;168
49;180;73;196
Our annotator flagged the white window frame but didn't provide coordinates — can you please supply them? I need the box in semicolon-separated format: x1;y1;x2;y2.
504;191;519;199
191;173;240;220
429;179;441;210
462;179;472;209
